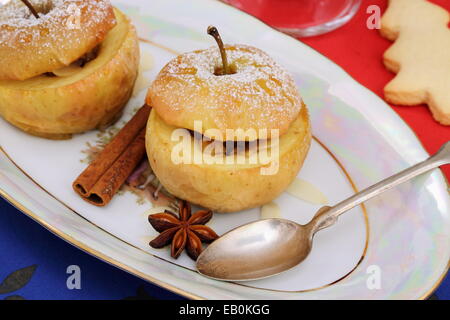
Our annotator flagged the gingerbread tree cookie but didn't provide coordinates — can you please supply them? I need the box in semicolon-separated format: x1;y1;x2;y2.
380;0;450;125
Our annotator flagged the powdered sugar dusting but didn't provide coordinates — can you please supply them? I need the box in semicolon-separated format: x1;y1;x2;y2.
1;0;56;27
0;0;111;26
150;44;303;134
0;0;114;50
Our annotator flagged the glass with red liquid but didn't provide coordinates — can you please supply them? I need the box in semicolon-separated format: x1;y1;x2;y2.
221;0;362;37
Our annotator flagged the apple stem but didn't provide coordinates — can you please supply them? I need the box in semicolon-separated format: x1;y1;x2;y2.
207;26;230;75
20;0;40;19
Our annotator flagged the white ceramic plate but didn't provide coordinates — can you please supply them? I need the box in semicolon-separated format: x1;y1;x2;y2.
0;0;449;299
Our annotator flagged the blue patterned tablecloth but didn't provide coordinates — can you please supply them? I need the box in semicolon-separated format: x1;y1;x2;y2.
0;197;448;300
0;198;182;300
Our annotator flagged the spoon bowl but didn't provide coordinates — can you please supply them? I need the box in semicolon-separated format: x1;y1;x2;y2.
196;219;313;281
196;142;449;282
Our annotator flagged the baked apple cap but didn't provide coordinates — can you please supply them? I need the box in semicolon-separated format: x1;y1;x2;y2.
146;44;304;140
0;0;116;81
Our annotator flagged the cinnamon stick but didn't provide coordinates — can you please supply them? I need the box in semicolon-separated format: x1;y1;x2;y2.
73;105;151;206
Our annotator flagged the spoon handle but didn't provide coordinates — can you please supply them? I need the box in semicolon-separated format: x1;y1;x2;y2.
310;141;450;232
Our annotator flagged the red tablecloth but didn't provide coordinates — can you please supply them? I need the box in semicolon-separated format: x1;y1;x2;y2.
232;0;450;180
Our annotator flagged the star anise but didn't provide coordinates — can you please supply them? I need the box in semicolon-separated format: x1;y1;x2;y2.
148;200;219;260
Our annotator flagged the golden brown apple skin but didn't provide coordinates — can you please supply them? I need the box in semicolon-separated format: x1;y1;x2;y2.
146;105;312;213
0;9;139;139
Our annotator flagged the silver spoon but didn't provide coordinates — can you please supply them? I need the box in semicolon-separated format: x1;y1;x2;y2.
196;141;450;281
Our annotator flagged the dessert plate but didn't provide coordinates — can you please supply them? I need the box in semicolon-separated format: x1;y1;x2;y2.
0;0;448;299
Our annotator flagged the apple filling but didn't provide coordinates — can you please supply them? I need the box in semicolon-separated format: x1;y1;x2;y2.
45;45;101;77
190;130;273;158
